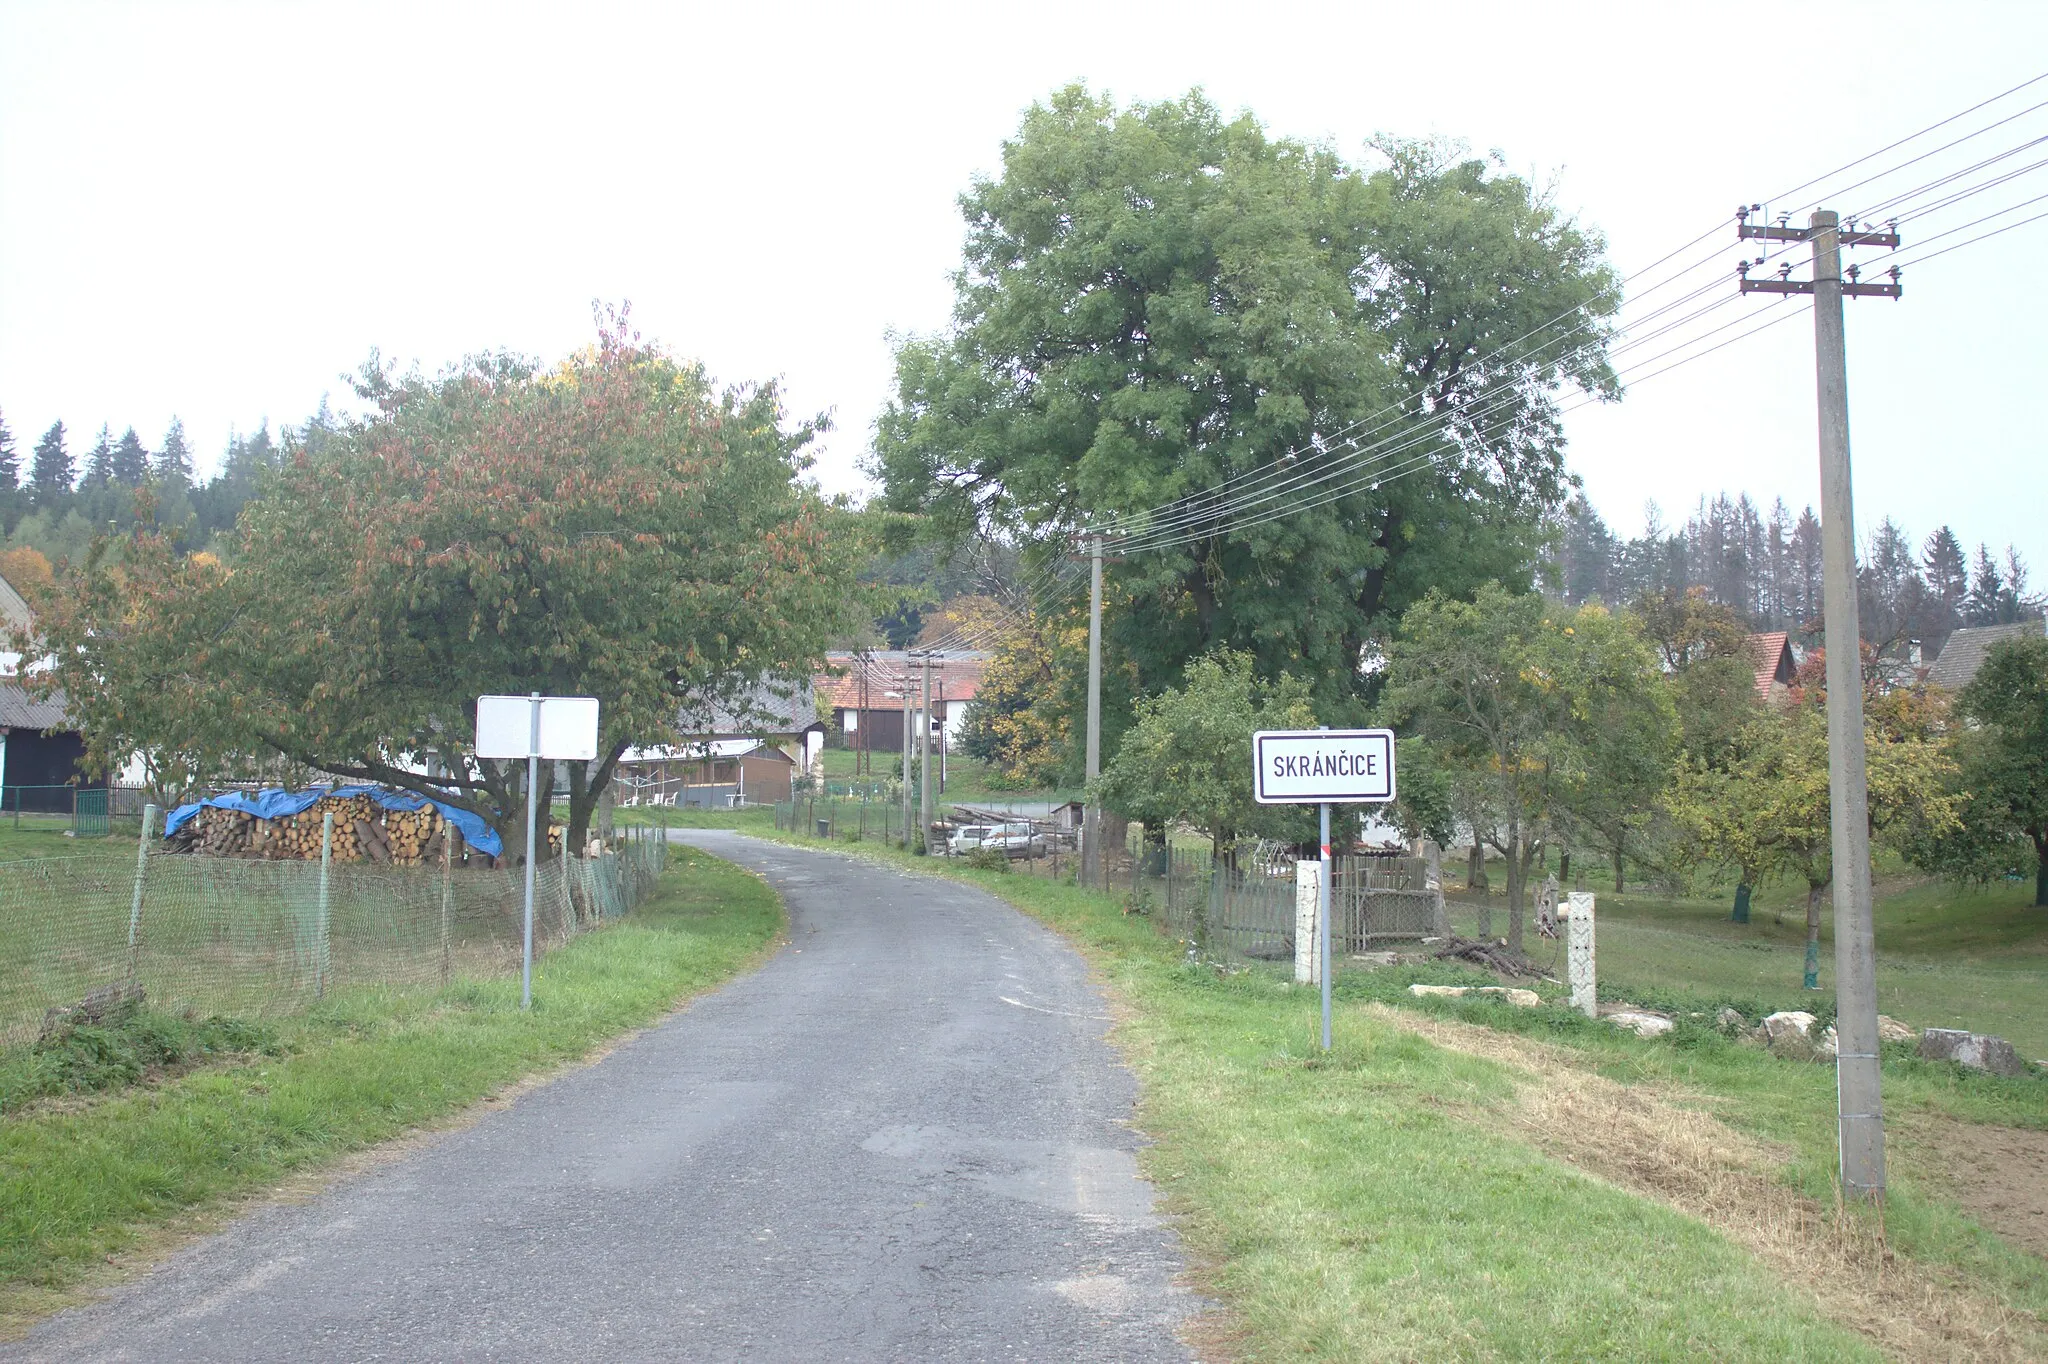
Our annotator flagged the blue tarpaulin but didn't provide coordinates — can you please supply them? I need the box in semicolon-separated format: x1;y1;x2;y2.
164;784;503;857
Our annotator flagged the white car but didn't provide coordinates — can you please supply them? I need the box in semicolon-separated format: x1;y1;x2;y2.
948;821;1048;858
947;825;994;856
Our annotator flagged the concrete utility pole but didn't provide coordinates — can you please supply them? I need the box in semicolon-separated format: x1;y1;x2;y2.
919;651;935;853
1738;205;1900;1202
1082;534;1103;888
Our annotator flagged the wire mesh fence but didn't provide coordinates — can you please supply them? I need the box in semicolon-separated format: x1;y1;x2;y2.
0;823;669;1048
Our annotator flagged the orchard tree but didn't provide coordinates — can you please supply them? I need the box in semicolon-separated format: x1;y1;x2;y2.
1381;585;1670;957
1674;700;1959;987
26;316;861;860
1095;649;1317;864
875;86;1618;721
1551;607;1680;893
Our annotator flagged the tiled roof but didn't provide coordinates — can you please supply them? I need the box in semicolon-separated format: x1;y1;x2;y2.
817;651;989;710
0;682;73;731
1926;619;2045;693
1742;631;1796;699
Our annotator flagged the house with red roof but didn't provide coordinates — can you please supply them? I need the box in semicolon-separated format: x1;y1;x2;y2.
1742;631;1799;705
816;650;989;762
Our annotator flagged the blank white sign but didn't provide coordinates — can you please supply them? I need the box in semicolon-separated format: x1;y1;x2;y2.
475;695;601;760
1252;729;1397;804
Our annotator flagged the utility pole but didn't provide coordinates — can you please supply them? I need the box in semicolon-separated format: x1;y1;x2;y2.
1737;205;1900;1202
919;650;935;853
900;661;913;847
1081;533;1104;889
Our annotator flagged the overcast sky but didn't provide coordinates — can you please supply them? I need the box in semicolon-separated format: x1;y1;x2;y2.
3;1;2044;574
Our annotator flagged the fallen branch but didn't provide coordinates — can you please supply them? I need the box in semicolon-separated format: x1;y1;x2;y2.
1431;936;1538;977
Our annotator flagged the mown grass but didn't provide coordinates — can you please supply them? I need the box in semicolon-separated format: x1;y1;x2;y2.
0;819;137;865
0;849;781;1329
751;822;2047;1360
1444;871;2048;1059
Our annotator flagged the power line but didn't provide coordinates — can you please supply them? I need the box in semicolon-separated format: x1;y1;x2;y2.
1769;68;2048;208
1105;294;1796;558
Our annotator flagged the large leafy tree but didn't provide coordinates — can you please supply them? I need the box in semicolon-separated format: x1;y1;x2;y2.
26;320;859;859
874;86;1617;722
1380;586;1670;955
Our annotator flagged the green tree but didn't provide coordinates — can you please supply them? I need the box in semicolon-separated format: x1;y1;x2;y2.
1550;606;1680;893
875;86;1617;723
958;611;1081;787
0;408;18;532
29;420;71;511
111;426;150;485
1918;635;2048;906
5;492;247;807
1095;650;1316;863
1381;586;1668;955
26;321;860;860
1674;700;1959;987
82;424;114;489
155;416;193;488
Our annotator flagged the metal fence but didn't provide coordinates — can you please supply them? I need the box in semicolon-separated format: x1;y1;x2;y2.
768;796;1445;963
0;821;669;1048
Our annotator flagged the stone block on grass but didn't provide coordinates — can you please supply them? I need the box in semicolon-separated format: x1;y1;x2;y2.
1918;1028;2026;1077
1406;983;1542;1008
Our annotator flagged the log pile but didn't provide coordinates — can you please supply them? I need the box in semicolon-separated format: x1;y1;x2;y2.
163;795;522;866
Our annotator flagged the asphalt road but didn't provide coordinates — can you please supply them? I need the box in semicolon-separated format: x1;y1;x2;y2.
11;832;1195;1363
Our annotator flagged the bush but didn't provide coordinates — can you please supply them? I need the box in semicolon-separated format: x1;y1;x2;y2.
965;847;1010;873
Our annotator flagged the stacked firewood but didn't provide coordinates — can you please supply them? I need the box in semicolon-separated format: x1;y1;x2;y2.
165;795;493;866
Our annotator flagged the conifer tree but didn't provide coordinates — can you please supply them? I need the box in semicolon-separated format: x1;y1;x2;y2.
155;417;193;486
83;423;114;489
111;427;150;485
30;420;72;510
1968;544;2004;625
0;409;18;532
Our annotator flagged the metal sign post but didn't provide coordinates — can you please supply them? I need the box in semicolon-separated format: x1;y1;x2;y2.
1320;799;1332;1052
1253;727;1397;1052
477;693;601;1010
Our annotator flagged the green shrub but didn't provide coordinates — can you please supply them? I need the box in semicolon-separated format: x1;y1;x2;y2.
965;847;1010;872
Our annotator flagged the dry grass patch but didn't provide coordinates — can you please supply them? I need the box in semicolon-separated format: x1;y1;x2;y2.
1366;1003;2048;1362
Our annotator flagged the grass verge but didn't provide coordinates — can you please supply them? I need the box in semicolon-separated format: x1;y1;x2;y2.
749;825;2048;1361
0;848;781;1335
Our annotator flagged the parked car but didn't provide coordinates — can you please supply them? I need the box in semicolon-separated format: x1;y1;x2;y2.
946;821;1048;858
947;825;994;857
983;821;1049;859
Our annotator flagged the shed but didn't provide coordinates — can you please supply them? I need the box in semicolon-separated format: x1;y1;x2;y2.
613;739;797;807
